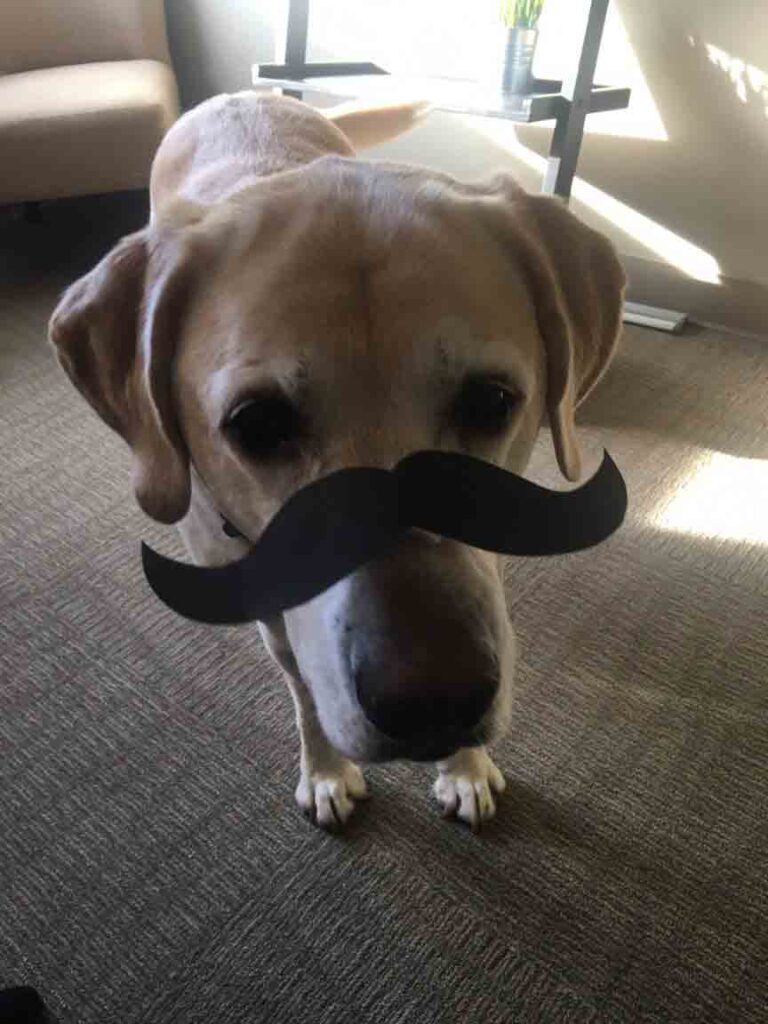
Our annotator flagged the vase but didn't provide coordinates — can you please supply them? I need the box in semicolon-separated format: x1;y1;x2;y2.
501;26;538;95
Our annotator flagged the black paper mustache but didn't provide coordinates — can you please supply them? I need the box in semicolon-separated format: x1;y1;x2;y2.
142;450;627;625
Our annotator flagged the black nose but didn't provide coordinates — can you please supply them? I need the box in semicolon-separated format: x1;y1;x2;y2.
354;659;498;741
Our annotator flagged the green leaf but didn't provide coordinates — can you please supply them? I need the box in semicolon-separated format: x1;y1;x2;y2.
500;0;545;29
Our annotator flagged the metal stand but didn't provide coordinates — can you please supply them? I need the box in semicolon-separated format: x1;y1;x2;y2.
282;0;309;98
542;0;610;198
622;302;687;332
272;0;385;85
258;0;687;332
537;0;686;331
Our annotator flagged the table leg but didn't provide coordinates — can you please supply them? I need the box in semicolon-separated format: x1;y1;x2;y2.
542;0;610;200
284;0;310;98
542;0;687;329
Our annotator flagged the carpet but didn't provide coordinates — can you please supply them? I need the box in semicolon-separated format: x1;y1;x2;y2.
1;193;767;1024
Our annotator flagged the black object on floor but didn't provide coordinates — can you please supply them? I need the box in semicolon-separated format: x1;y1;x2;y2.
0;988;53;1024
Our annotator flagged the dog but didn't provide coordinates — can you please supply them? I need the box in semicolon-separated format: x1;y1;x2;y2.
49;92;625;831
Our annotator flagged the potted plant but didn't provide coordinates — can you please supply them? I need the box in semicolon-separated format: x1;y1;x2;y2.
499;0;546;94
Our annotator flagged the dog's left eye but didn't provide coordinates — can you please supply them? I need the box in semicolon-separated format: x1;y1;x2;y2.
224;392;304;460
450;377;520;435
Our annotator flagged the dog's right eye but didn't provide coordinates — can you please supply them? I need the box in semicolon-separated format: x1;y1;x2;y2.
224;393;304;460
450;376;520;437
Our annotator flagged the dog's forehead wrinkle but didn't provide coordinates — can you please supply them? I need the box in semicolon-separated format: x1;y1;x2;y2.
429;318;531;389
205;354;311;419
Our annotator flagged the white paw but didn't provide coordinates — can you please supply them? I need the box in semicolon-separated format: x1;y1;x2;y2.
433;747;506;832
295;758;368;830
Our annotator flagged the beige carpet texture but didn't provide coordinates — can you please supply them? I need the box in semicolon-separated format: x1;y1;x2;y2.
1;194;767;1024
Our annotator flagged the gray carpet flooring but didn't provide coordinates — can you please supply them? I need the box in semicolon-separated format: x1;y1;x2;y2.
1;193;767;1024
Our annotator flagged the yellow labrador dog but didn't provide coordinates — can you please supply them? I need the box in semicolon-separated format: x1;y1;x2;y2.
50;93;625;831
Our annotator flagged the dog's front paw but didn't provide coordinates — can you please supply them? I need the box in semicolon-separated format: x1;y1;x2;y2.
433;747;506;832
296;757;368;830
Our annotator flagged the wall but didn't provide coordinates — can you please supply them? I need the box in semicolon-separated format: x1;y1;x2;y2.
164;0;275;109
163;0;768;336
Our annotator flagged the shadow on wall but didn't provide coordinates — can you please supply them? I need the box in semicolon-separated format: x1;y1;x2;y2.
513;0;768;289
361;0;768;332
164;0;275;109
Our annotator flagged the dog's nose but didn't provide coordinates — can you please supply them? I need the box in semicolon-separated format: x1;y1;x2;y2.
343;534;501;746
354;657;498;741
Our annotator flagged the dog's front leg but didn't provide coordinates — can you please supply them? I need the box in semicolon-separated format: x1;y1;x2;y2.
177;487;367;829
259;618;368;829
434;746;506;832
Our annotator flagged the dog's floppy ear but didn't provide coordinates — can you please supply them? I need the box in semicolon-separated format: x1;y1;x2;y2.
485;178;626;481
49;205;205;523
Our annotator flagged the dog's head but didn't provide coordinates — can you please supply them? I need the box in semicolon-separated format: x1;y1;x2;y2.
50;158;625;762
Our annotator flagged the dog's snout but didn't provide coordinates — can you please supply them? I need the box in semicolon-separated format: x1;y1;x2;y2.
339;538;503;756
354;658;498;741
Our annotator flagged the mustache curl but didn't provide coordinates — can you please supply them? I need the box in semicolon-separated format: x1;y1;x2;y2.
142;450;628;625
